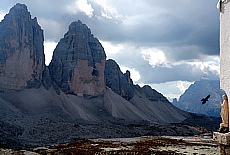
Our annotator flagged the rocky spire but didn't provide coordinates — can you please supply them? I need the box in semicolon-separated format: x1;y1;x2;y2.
105;59;134;100
0;3;45;90
49;20;106;96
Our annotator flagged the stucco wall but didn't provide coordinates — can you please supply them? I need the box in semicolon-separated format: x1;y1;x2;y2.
220;2;230;97
220;1;230;131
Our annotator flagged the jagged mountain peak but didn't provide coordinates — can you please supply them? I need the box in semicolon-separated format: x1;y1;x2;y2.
0;3;44;90
173;80;224;117
105;59;134;100
67;20;91;35
10;3;28;14
4;3;36;23
49;20;106;95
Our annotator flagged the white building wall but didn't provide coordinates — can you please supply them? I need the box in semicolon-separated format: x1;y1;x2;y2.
220;2;230;97
220;1;230;131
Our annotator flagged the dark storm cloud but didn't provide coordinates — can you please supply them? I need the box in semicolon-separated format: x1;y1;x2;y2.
91;0;220;62
97;0;220;59
110;45;219;84
0;0;220;84
138;64;219;84
0;0;220;58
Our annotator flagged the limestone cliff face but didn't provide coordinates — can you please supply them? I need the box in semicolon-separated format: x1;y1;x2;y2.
49;20;106;96
0;3;45;90
105;59;170;102
105;59;134;100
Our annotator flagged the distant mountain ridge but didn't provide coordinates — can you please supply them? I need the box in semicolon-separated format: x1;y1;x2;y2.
172;80;224;117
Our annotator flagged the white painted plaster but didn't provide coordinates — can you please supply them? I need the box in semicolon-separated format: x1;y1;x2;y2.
220;1;230;131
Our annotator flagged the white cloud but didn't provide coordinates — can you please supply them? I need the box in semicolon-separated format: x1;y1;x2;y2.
37;18;63;41
176;81;194;94
120;66;141;83
141;47;170;68
101;10;112;19
94;0;118;18
187;56;220;79
100;41;123;55
203;56;220;74
66;0;94;17
78;0;94;17
0;11;6;21
44;41;57;65
147;81;194;100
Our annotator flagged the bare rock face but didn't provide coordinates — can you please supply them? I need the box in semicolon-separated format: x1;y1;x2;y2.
0;3;45;90
49;20;106;96
105;59;134;100
172;80;223;117
105;59;169;102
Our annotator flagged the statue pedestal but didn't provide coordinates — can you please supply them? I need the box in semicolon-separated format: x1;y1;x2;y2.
213;132;230;145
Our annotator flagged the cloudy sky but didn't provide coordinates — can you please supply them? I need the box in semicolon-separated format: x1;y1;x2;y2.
0;0;220;100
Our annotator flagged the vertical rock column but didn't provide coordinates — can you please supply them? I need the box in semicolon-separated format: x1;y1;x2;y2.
0;3;45;90
105;59;134;100
49;20;106;96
